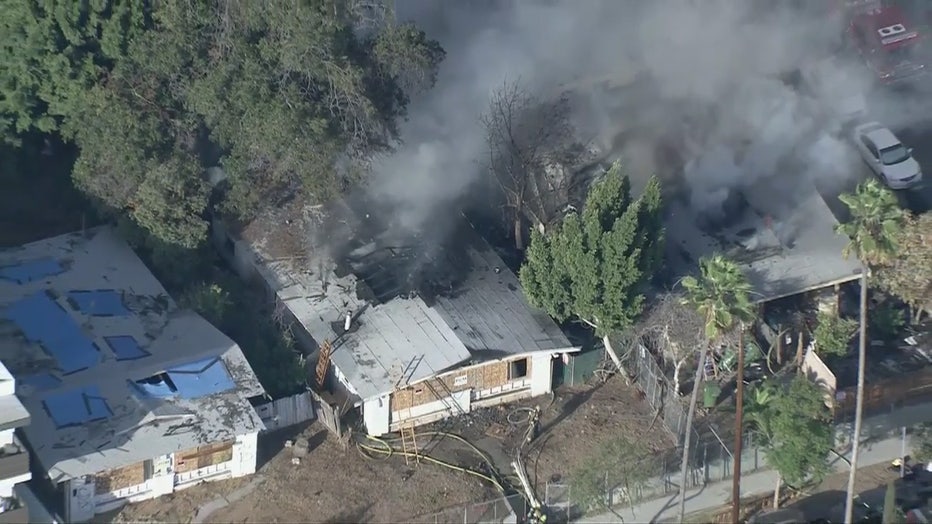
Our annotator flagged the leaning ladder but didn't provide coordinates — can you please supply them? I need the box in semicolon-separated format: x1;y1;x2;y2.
315;339;333;390
400;422;419;466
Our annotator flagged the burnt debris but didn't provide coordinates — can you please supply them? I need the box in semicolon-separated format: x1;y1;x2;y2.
329;196;476;306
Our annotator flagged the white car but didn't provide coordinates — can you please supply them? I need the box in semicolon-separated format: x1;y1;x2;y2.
852;122;923;189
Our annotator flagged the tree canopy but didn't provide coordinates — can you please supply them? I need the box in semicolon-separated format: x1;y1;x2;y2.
1;0;445;247
746;376;834;487
519;162;664;335
680;255;755;342
835;179;906;266
874;213;932;323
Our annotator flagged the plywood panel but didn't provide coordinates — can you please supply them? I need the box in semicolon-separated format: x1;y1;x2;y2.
391;357;532;411
174;440;235;474
94;461;145;493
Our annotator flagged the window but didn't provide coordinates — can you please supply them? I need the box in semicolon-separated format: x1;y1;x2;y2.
509;358;529;380
453;375;467;387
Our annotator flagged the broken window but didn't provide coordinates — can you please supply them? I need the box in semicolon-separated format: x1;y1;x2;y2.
509;358;529;380
136;373;178;393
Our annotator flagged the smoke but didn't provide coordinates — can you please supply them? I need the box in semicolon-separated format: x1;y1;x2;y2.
360;0;919;249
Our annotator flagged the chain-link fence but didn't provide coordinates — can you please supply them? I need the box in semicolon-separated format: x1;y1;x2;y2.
543;430;767;519
410;493;527;524
622;342;690;441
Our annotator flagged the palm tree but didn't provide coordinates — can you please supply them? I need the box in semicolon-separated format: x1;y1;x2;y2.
835;179;905;523
677;255;755;522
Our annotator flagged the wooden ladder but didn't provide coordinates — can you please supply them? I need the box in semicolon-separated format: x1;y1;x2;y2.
315;339;333;390
400;423;419;466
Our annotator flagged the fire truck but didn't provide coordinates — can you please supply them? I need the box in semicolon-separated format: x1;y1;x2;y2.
838;0;926;83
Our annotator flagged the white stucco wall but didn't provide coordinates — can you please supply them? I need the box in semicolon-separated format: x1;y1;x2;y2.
64;432;260;522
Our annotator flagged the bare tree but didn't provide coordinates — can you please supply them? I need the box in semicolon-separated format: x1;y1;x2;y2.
635;293;706;396
481;79;585;249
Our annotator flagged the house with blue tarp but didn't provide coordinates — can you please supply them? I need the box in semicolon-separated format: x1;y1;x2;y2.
0;227;266;523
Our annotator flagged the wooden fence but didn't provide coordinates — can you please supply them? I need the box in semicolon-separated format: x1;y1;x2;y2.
256;391;317;433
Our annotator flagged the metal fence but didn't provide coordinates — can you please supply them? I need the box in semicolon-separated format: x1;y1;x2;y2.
410;493;527;524
621;342;690;441
544;431;767;520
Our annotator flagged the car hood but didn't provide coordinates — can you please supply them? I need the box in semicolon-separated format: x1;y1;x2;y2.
882;156;921;180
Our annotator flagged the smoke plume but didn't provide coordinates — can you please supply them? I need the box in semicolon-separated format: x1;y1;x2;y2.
360;0;922;250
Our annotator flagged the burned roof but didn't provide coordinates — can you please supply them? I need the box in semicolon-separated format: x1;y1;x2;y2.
0;227;265;482
238;197;578;399
665;180;862;303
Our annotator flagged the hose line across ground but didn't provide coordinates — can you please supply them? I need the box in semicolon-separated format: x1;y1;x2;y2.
356;431;509;494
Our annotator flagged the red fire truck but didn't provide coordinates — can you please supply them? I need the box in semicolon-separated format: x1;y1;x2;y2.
839;0;926;83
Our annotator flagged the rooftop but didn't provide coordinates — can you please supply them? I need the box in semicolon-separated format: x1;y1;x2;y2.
864;125;901;149
238;197;578;401
0;360;29;432
0;227;265;482
665;180;862;303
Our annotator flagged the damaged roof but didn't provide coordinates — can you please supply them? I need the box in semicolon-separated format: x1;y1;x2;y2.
237;200;577;401
0;227;265;482
666;181;862;303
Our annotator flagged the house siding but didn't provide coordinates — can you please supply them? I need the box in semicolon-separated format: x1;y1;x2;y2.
389;357;528;412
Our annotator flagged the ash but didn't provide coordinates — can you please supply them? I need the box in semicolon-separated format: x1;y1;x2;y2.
326;193;476;306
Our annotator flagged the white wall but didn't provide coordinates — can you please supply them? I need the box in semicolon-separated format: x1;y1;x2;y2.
231;432;258;477
0;471;30;499
363;395;391;436
530;353;554;397
63;433;259;522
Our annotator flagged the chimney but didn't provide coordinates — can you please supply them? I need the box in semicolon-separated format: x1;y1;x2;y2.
344;311;352;331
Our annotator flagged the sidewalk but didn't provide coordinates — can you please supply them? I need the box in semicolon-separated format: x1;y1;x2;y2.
575;435;909;523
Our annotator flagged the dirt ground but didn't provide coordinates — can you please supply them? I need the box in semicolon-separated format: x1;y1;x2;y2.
114;423;495;524
112;375;669;523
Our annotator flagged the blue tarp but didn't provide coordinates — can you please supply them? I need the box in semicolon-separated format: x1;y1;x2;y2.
0;258;63;284
42;386;111;428
19;373;61;392
3;292;100;374
105;336;149;361
167;357;235;399
68;290;130;316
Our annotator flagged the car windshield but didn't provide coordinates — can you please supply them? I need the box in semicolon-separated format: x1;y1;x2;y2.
880;144;910;165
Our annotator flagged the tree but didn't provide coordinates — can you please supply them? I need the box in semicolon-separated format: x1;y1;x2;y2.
812;310;858;359
481;79;585;249
874;213;932;323
572;437;652;519
912;423;932;463
180;279;306;399
520;161;664;368
677;254;755;522
633;293;707;397
836;179;906;523
3;0;445;248
835;179;904;266
0;0;150;142
745;376;834;509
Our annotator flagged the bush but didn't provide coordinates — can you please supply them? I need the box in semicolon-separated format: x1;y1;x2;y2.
812;311;857;358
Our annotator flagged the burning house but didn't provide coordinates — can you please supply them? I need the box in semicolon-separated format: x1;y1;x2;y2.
666;170;863;304
212;196;579;436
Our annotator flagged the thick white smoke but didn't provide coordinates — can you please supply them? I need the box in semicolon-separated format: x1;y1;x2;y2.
365;0;922;242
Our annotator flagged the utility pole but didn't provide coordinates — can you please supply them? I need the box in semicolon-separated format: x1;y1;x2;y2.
732;329;745;524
